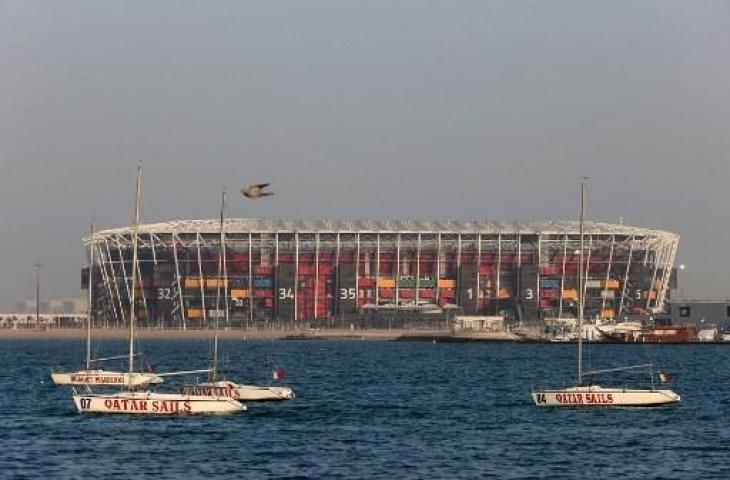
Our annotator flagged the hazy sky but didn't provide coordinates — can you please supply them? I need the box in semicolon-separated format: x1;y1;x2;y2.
1;1;729;308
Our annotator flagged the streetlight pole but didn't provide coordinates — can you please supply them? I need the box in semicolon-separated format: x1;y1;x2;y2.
34;263;41;330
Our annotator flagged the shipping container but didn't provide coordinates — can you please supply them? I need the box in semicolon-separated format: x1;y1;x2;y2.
359;277;376;287
562;289;578;300
377;278;396;288
230;289;250;298
497;288;512;298
379;288;394;299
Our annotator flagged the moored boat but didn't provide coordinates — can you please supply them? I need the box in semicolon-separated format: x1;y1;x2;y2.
52;370;161;387
72;167;246;416
532;384;680;407
598;324;698;343
184;189;295;403
73;390;245;414
181;380;294;401
51;221;163;387
531;180;680;408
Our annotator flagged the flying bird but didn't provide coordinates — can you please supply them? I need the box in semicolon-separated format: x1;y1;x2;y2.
241;183;274;199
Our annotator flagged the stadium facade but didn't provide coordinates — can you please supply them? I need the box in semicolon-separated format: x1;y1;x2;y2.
83;219;679;329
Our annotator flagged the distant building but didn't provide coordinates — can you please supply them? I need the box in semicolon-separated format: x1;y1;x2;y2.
667;300;730;330
0;313;86;329
14;298;87;315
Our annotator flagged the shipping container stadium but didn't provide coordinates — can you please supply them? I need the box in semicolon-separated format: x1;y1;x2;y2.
83;219;679;329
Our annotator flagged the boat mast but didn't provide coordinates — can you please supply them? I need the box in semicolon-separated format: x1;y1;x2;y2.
212;189;226;381
577;179;586;383
129;166;142;382
86;220;95;370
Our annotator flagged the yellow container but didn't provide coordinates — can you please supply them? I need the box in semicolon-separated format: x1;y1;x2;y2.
187;308;203;319
602;279;620;290
601;308;615;319
562;289;578;300
497;288;512;298
230;289;250;298
437;279;455;288
205;278;228;288
377;278;396;288
184;277;200;289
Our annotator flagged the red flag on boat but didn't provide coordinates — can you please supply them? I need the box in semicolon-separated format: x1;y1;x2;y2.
272;368;286;381
659;372;674;384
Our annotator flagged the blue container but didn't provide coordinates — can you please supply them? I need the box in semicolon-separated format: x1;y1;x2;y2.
253;277;273;288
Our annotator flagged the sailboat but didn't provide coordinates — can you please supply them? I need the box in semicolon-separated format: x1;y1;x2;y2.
531;180;680;407
52;220;162;387
72;166;246;414
181;190;294;402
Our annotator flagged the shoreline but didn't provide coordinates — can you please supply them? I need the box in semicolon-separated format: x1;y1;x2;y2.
1;328;727;344
0;328;523;342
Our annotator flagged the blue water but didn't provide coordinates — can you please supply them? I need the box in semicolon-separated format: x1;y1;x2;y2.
1;340;728;479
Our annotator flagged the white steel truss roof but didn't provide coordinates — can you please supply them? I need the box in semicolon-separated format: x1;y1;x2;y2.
87;218;679;244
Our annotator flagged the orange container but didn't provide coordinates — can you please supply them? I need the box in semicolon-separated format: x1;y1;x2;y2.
562;289;578;300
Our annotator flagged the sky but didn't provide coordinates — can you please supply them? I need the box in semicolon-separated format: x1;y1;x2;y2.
1;1;729;308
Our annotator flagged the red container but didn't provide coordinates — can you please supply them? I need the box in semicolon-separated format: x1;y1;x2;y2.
359;277;376;287
539;265;560;276
500;254;516;263
459;253;476;263
399;289;414;299
379;288;394;299
264;299;274;309
278;253;295;263
479;265;493;275
318;252;334;262
439;288;455;298
419;289;434;299
298;264;315;275
540;289;560;299
255;265;273;275
254;289;273;298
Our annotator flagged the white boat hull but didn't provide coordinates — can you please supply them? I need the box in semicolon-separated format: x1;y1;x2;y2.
51;370;163;386
233;384;295;401
72;390;245;415
532;385;680;407
185;381;295;401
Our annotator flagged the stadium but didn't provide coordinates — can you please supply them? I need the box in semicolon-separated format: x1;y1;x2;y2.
83;219;679;330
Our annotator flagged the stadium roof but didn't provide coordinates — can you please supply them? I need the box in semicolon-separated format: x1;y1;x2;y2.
89;218;679;243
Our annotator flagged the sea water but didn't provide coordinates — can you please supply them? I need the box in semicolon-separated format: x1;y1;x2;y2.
1;339;728;479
